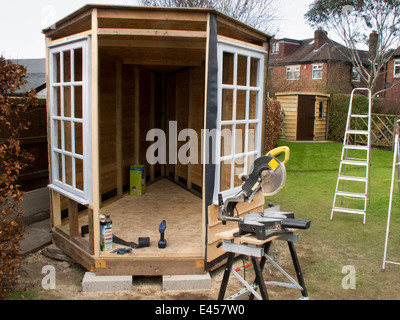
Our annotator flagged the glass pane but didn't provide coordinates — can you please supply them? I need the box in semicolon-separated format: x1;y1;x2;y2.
75;158;84;191
74;48;83;82
249;91;258;119
63;50;71;82
56;120;62;150
235;124;245;154
58;153;63;183
250;57;259;87
236;90;247;120
220;125;232;157
221;89;233;121
220;159;232;192
222;52;234;85
54;52;61;83
75;122;83;156
237;55;248;86
64;121;72;152
54;152;62;182
64;86;71;118
248;123;257;152
74;86;83;119
65;155;73;186
54;87;61;116
234;156;245;187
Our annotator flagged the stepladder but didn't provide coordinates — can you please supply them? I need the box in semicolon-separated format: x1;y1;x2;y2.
330;88;372;224
382;119;400;270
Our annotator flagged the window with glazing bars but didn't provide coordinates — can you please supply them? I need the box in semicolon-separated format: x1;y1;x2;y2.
48;37;92;205
214;41;265;203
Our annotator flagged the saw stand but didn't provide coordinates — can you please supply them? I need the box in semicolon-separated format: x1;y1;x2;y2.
217;229;308;300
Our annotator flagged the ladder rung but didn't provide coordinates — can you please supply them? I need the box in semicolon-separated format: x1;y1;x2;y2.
332;207;366;215
343;145;369;151
346;130;369;135
335;191;367;198
341;160;368;166
338;175;368;182
350;115;369;118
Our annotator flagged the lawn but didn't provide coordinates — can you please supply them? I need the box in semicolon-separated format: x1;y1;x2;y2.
265;140;400;300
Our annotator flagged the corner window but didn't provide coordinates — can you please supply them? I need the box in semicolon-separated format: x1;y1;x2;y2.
286;65;300;80
48;37;92;205
312;64;323;79
394;60;400;78
214;41;265;203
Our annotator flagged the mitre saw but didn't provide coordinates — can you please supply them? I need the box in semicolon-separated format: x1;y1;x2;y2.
218;146;311;240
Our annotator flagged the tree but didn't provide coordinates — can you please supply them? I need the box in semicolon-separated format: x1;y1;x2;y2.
305;0;400;98
0;56;38;299
139;0;280;34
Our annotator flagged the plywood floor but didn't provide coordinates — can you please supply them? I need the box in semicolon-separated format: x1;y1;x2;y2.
99;179;203;258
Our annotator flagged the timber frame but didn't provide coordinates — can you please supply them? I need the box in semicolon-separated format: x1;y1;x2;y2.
43;5;271;275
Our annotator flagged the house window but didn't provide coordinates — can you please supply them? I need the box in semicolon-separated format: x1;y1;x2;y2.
394;60;400;78
352;67;361;82
271;42;280;54
312;64;323;79
48;37;92;205
215;41;265;203
286;65;300;80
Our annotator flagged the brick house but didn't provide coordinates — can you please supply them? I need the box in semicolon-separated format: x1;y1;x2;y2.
383;47;400;101
268;29;370;97
267;30;379;141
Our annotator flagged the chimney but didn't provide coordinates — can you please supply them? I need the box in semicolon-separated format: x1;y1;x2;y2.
369;30;379;61
314;29;328;51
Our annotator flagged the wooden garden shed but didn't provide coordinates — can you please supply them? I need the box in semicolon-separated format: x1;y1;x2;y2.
276;92;330;141
43;4;271;276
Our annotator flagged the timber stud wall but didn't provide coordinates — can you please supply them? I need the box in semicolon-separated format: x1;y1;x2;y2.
43;5;271;275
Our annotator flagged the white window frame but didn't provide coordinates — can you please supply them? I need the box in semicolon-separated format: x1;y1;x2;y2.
352;66;361;82
286;65;300;80
213;41;265;204
48;37;92;205
271;42;280;54
394;60;400;78
312;64;323;80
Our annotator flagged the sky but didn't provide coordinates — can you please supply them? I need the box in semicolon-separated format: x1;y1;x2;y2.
0;0;317;59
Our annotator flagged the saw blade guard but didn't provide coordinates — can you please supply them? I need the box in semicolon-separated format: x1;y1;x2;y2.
261;146;290;196
260;160;286;196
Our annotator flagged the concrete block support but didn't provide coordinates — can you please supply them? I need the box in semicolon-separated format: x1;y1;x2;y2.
82;272;132;292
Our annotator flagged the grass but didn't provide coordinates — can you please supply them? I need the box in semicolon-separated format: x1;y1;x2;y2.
265;140;400;299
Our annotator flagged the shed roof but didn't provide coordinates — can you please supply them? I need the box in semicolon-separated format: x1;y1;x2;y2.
42;4;271;40
276;91;330;97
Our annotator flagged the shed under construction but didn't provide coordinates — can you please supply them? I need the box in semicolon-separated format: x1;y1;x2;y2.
43;4;271;275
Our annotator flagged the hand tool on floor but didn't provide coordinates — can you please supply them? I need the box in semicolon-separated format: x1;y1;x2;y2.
111;247;132;255
158;220;167;249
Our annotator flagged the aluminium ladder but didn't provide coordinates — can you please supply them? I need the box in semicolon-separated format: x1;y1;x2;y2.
382;119;400;271
330;88;372;224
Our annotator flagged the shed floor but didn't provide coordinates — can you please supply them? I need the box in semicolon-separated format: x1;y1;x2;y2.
99;179;203;258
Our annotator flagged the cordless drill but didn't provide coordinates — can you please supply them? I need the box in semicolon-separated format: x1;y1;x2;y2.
158;220;167;249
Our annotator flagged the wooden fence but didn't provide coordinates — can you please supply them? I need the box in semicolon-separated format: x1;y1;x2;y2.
328;112;400;150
